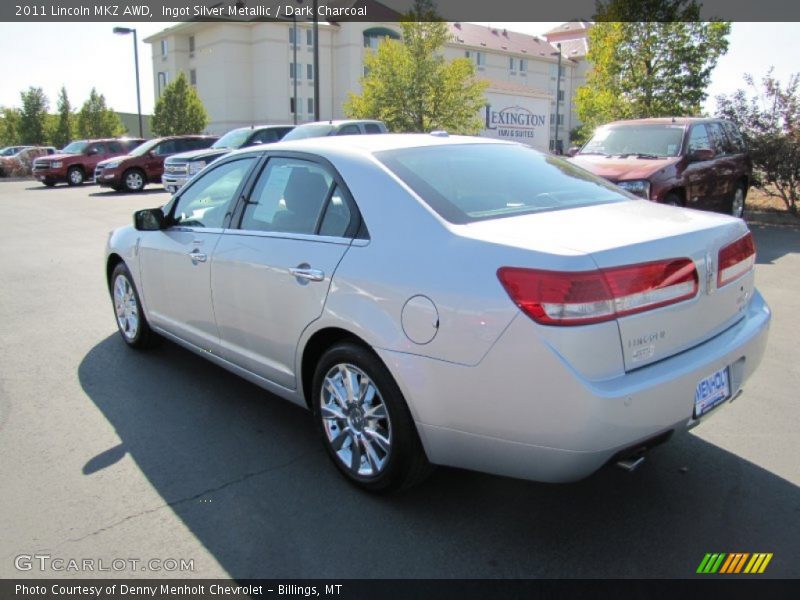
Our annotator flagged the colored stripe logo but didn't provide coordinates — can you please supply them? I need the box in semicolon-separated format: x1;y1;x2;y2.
697;553;773;574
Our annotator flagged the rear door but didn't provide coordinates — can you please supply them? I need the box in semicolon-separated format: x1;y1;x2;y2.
210;155;358;389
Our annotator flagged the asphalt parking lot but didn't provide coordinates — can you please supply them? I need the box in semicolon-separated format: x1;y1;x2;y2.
0;179;798;579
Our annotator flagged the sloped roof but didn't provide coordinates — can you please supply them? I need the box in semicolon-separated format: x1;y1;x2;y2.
481;78;551;97
544;21;592;36
448;22;560;59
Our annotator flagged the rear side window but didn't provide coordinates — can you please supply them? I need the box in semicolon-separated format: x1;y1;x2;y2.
107;142;124;153
721;121;746;153
337;125;361;136
364;123;383;134
376;144;629;224
251;129;280;144
687;124;711;152
706;122;731;155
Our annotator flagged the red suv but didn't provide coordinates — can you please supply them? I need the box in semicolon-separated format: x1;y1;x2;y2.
568;118;752;217
95;135;217;193
32;138;145;187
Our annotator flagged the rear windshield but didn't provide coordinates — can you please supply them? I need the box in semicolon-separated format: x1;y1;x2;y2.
282;124;335;140
580;124;685;157
376;143;630;224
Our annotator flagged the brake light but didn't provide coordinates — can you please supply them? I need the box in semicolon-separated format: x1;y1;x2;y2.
497;259;698;326
717;232;755;288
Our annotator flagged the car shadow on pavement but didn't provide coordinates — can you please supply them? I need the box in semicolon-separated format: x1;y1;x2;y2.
751;225;799;265
78;334;800;579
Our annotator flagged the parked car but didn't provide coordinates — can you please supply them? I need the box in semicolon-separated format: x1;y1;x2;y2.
32;138;145;187
95;135;218;193
0;145;34;157
162;125;294;194
106;134;770;492
280;119;387;141
0;146;56;177
568;118;752;218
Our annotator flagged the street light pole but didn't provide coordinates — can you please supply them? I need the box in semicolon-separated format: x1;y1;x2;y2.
312;0;320;121
553;42;562;154
292;14;298;125
113;27;143;138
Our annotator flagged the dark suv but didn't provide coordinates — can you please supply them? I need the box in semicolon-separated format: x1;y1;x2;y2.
568;118;752;217
95;135;218;192
32;138;144;187
162;125;294;193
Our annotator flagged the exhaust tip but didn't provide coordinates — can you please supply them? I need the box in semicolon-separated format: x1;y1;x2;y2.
616;455;645;472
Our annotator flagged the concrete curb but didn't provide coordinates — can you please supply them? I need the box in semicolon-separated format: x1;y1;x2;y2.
746;210;800;229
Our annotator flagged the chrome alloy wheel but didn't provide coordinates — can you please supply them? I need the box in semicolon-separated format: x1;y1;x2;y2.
68;168;84;185
125;170;144;191
731;187;745;218
320;363;392;478
113;274;139;341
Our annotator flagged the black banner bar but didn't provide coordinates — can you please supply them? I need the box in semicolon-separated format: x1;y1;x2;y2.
3;0;800;23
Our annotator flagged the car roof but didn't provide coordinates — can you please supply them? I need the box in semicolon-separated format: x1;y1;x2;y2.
603;117;728;127
228;132;512;160
294;119;385;128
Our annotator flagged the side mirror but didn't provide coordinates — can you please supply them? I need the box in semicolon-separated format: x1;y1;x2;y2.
567;146;580;157
134;208;167;231
689;148;715;162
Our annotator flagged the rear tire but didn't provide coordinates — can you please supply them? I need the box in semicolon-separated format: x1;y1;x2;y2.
66;166;84;186
110;263;159;349
122;169;146;193
729;184;746;218
312;342;432;493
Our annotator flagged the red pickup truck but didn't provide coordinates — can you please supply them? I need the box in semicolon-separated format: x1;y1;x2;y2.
32;138;145;187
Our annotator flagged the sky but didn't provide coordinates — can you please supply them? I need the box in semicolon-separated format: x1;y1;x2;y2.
0;21;796;118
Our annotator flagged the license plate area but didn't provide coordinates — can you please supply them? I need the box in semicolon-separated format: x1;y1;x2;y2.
694;366;731;417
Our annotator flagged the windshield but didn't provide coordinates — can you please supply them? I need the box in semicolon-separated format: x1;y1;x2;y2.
0;147;19;156
281;124;335;140
212;128;251;149
61;141;88;154
377;144;630;224
129;138;163;157
580;124;685;157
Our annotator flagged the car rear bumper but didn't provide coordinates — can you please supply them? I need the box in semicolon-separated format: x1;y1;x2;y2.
378;290;771;482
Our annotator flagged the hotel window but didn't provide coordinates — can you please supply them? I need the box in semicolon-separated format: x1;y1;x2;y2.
307;98;314;114
466;50;485;67
289;62;299;79
289;27;297;45
550;64;566;78
557;90;565;102
307;64;314;81
363;27;400;50
157;72;168;95
550;114;564;126
188;36;195;57
160;39;168;59
290;97;297;114
509;57;516;72
189;69;197;86
307;29;313;46
519;59;527;73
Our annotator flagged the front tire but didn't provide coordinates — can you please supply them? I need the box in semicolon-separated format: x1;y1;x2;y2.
110;263;158;349
66;166;84;186
312;343;431;493
122;168;146;193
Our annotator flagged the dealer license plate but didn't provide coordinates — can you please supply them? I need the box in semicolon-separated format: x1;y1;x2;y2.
694;367;731;417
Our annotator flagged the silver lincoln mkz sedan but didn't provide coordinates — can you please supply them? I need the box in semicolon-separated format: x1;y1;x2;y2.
106;134;771;492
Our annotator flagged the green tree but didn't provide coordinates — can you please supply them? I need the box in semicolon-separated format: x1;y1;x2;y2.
77;88;125;138
575;0;730;132
716;70;800;215
151;72;209;135
52;87;75;148
345;2;488;134
19;87;49;144
0;107;22;146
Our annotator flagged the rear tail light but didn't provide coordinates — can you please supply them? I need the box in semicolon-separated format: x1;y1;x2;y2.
497;259;698;326
717;232;755;288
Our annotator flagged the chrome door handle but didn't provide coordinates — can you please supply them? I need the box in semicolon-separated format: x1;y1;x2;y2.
189;251;207;263
289;267;324;282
